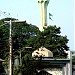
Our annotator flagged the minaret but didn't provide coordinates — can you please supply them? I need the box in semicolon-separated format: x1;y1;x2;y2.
38;0;50;31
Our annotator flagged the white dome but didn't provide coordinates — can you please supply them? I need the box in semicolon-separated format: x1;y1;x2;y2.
32;47;53;57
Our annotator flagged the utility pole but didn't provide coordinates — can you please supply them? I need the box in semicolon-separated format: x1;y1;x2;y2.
9;19;12;75
0;10;26;75
5;20;26;75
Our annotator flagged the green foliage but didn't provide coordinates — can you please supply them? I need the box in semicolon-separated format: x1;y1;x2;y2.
12;22;39;49
0;20;9;59
0;18;39;59
0;62;5;73
27;25;69;58
0;18;39;74
0;18;69;74
21;55;43;75
72;56;75;62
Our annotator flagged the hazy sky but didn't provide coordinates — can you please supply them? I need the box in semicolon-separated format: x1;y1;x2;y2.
0;0;74;51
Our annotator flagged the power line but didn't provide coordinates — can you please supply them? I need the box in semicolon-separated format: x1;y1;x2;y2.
0;10;10;18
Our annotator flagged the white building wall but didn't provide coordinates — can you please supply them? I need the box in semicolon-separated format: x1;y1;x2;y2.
63;65;66;75
44;68;63;75
42;62;72;75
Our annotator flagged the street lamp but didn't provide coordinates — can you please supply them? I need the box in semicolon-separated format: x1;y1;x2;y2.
0;11;26;75
9;20;12;75
4;20;26;75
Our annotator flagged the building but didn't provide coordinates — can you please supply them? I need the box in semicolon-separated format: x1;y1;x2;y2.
32;47;72;75
71;51;75;75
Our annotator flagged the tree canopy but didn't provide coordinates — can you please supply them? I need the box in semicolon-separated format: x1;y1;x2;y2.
0;18;69;59
0;18;39;59
0;18;69;74
27;25;69;58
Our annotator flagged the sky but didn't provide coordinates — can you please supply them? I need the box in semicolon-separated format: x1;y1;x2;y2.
0;0;74;51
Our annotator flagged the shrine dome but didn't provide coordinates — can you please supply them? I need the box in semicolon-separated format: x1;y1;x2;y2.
32;47;53;57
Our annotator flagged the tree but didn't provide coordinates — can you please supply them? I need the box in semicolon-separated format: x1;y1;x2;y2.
0;18;39;59
0;18;69;74
0;18;39;74
27;25;69;58
72;56;75;62
0;20;9;59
